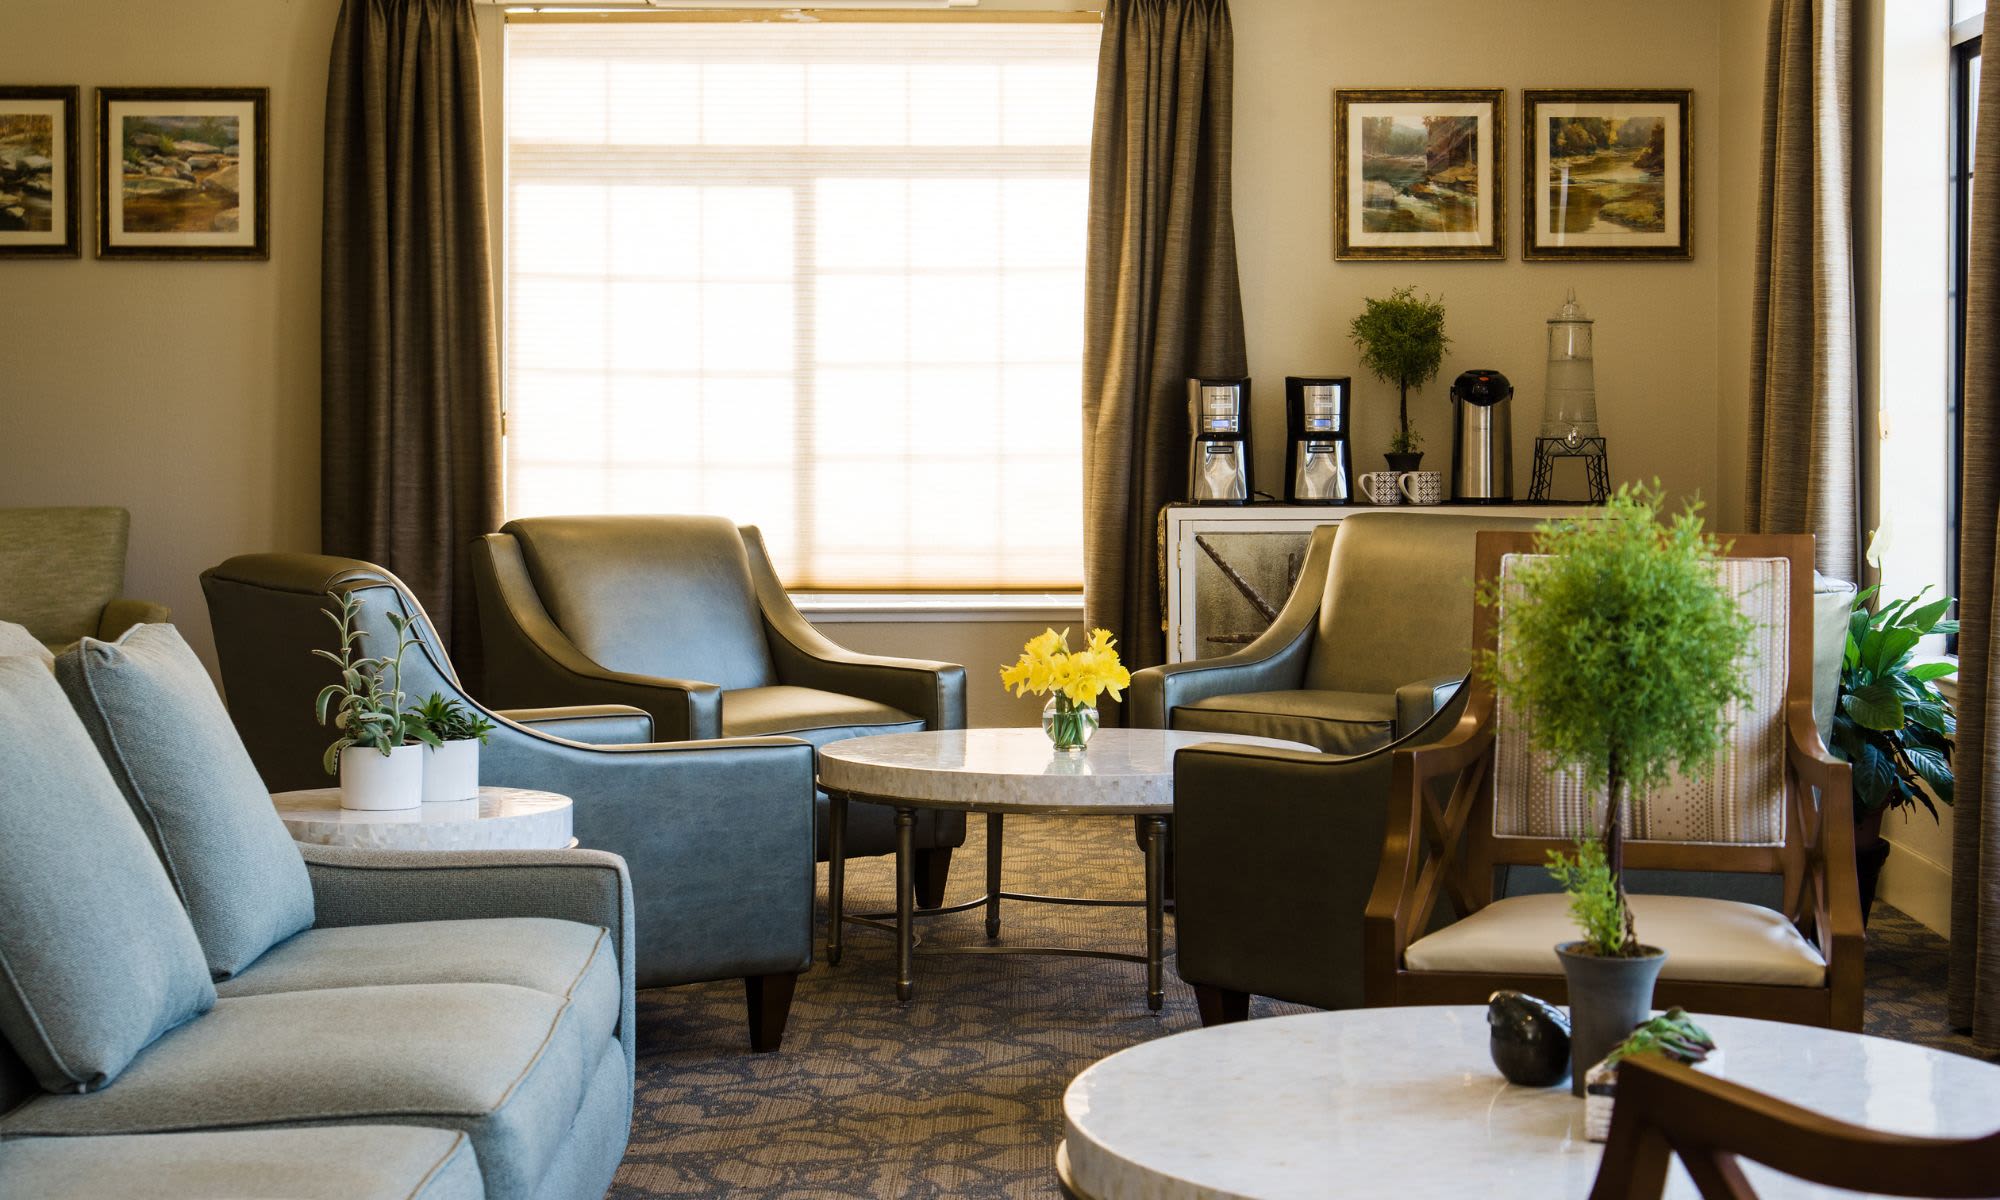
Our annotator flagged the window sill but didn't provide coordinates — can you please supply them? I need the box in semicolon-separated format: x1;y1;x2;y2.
792;592;1085;624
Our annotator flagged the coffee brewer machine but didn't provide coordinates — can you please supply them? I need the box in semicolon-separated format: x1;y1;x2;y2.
1450;368;1514;503
1283;376;1352;503
1187;377;1252;504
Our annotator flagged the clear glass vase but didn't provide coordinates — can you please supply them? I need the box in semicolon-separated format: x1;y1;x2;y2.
1041;695;1099;753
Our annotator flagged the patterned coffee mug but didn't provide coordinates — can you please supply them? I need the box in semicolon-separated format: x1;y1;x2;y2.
1398;470;1444;505
1357;471;1403;505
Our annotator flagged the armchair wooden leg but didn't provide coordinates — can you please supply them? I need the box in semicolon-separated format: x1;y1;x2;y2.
745;971;800;1053
913;846;953;909
1193;984;1250;1027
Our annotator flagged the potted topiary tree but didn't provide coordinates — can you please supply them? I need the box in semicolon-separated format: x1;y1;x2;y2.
1349;285;1449;472
314;591;439;811
1831;586;1956;920
1480;483;1755;1094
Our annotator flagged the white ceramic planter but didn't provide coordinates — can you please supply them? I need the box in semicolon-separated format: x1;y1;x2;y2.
423;739;481;804
339;743;425;811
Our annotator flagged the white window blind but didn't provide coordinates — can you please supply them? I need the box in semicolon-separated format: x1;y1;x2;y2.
503;16;1098;590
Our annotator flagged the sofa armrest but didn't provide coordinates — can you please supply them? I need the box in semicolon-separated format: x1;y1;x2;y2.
1394;674;1465;735
498;704;654;745
98;598;171;641
739;527;967;730
299;844;637;1077
472;533;722;740
1128;523;1336;728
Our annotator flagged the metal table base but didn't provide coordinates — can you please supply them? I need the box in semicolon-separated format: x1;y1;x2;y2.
825;795;1169;1010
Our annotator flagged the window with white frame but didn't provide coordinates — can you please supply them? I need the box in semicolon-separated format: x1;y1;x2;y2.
502;15;1099;590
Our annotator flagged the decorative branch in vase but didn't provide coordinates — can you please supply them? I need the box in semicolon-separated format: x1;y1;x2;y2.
1000;628;1132;753
1479;483;1753;1093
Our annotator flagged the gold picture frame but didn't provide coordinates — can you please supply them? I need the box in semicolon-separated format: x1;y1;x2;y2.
1333;87;1505;261
1522;88;1691;261
0;85;81;259
97;86;269;261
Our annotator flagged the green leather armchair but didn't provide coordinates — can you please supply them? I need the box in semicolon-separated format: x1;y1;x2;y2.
472;514;969;905
0;507;169;649
1157;512;1861;1026
200;553;817;1051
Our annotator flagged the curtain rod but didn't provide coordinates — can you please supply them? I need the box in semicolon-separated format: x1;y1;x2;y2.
504;8;1101;21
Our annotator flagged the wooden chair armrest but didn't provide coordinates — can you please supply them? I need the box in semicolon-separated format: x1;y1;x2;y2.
1363;689;1498;1003
1784;699;1865;1029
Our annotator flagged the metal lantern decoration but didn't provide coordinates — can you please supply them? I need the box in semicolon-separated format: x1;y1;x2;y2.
1528;289;1610;503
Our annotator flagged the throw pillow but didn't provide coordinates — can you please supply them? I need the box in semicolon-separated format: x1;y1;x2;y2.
0;621;52;670
0;656;215;1093
55;625;314;979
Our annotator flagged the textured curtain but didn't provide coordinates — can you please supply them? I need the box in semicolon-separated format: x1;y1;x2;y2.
322;0;501;664
1746;0;1859;581
1950;4;2000;1054
1082;0;1246;681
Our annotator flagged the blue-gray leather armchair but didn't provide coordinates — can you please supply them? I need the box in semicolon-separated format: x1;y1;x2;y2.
201;553;815;1051
471;514;969;907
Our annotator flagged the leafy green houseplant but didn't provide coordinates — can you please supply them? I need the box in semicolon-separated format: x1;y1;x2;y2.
1829;586;1956;916
313;591;438;810
1348;285;1449;468
412;692;496;804
1480;483;1754;1091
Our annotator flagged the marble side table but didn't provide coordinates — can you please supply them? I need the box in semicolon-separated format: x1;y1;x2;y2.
817;728;1314;1009
1058;1006;2000;1200
271;786;574;852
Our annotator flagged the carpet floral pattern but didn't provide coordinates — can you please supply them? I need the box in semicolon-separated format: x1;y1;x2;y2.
612;815;1983;1198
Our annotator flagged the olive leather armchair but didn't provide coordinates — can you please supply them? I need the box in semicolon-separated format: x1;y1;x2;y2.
1140;511;1549;1024
0;506;169;650
473;514;969;905
201;553;817;1052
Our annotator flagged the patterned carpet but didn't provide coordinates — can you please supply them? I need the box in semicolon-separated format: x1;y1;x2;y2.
611;815;1988;1199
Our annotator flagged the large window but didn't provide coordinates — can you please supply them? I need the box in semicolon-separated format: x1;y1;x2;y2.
1950;20;1980;615
502;15;1098;590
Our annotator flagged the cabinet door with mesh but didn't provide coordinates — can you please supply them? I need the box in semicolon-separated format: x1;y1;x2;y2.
1187;530;1313;660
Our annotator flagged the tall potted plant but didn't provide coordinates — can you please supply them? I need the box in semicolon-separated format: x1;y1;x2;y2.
314;592;439;811
1480;484;1754;1094
1830;587;1956;919
1348;285;1449;471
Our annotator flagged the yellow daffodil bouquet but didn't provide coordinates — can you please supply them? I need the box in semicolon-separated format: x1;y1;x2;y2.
1000;628;1131;752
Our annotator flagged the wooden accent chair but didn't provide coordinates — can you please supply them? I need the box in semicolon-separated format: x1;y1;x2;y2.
1364;531;1864;1030
1592;1054;2000;1198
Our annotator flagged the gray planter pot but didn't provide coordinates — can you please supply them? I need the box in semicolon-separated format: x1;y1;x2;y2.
1556;941;1666;1097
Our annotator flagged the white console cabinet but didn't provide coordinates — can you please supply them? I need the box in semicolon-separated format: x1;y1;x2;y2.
1160;503;1588;663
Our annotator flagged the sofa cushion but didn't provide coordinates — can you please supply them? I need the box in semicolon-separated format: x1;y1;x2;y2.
0;983;609;1200
1172;688;1397;757
0;621;53;670
54;624;314;978
1403;891;1827;986
217;918;619;1052
0;1126;484;1200
0;657;216;1094
722;685;922;750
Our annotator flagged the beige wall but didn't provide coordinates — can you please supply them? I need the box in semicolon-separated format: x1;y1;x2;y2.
1232;0;1728;512
0;0;337;668
3;0;1764;731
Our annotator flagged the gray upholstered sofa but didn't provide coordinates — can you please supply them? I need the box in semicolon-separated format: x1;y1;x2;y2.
0;623;635;1199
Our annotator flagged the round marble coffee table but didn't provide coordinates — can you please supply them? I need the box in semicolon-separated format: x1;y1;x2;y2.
1057;1006;2000;1199
270;786;573;852
816;728;1314;1008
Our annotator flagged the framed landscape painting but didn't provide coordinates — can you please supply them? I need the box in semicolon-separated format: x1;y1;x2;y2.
1334;87;1505;260
1523;89;1691;260
97;86;268;260
0;86;81;258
